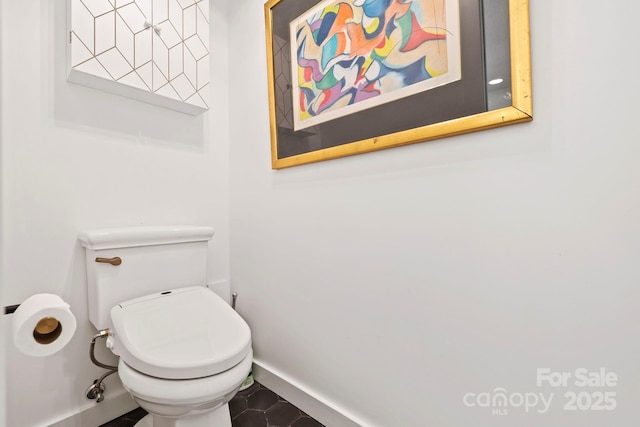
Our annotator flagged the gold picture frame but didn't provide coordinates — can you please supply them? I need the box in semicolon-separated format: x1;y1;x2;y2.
264;0;532;169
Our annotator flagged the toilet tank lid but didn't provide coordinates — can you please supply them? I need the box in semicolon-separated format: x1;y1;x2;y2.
78;226;215;250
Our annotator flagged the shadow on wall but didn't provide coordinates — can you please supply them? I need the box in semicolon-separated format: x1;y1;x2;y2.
48;2;206;151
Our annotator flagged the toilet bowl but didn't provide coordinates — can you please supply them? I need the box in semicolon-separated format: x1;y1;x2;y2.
109;286;252;427
79;226;252;427
119;349;252;421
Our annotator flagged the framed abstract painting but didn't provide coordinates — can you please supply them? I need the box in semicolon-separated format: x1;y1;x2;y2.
264;0;532;169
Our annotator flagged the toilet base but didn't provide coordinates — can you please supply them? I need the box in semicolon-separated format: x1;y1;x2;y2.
133;403;231;427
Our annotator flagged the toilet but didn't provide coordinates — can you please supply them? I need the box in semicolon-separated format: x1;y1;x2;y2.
79;226;252;427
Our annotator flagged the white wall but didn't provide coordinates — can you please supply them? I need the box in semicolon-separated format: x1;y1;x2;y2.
0;2;5;424
229;1;640;426
0;1;230;426
3;1;640;426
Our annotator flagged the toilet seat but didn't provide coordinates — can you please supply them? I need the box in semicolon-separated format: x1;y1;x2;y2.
118;348;253;407
109;286;252;379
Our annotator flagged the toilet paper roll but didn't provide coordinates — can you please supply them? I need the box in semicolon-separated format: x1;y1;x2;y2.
12;294;77;357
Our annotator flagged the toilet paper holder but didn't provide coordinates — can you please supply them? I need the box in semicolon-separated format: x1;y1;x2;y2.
4;304;20;315
33;317;63;344
10;293;77;357
4;305;63;343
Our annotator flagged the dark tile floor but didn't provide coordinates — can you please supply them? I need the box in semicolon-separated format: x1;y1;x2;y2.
100;381;324;427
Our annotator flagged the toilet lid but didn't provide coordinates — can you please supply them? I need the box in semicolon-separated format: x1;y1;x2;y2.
109;286;252;380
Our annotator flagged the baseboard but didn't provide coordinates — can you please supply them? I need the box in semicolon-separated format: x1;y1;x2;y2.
45;360;365;427
47;389;137;427
252;359;366;427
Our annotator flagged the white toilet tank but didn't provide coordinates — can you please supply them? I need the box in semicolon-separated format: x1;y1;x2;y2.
79;226;215;331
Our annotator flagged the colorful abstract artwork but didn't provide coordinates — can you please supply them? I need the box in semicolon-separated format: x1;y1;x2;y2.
290;0;461;130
